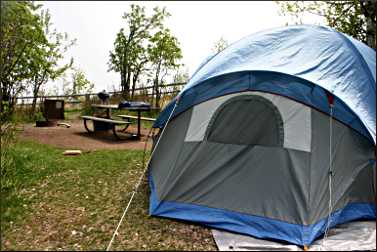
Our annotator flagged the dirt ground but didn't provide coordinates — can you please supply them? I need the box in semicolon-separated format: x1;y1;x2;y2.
20;119;156;151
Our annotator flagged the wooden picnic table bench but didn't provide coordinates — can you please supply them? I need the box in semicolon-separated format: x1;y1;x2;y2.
116;114;156;140
81;115;131;140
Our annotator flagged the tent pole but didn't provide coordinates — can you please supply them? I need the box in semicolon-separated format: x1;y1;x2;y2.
321;96;334;250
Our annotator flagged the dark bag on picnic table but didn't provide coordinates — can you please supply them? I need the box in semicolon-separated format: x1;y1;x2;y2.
118;101;151;109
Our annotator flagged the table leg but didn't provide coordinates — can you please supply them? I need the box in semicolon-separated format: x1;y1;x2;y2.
127;110;141;140
137;110;141;137
112;124;121;140
84;119;94;133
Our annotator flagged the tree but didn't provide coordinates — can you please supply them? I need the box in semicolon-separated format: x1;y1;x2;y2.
44;83;60;96
130;43;148;100
0;1;75;120
276;0;377;49
29;8;75;114
0;1;46;118
108;5;170;99
211;37;229;54
71;68;94;95
61;69;93;96
172;67;189;84
170;67;189;95
148;29;182;108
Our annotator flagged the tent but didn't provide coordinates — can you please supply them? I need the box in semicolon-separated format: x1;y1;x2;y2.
147;25;376;247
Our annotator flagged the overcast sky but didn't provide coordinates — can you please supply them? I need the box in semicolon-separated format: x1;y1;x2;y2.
37;1;325;94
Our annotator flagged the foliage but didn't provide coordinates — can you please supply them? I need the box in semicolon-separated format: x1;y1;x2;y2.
0;101;11;123
172;67;189;84
0;1;75;119
212;37;229;54
108;4;183;105
33;111;46;122
7;105;35;124
72;68;94;95
148;28;183;107
28;8;75;114
80;102;95;116
64;68;94;96
108;5;168;99
276;0;376;49
0;1;46;117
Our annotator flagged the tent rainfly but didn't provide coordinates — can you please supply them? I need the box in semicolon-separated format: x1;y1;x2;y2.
148;25;376;247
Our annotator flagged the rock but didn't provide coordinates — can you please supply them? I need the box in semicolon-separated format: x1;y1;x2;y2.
63;150;82;156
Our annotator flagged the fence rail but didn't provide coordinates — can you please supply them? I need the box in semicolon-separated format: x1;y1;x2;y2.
15;82;186;109
16;82;186;100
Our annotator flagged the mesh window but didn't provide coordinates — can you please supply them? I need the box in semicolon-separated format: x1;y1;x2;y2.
206;95;284;146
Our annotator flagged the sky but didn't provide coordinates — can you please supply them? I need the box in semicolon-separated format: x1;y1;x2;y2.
37;1;325;94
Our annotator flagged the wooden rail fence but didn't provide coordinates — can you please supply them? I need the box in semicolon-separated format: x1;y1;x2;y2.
15;82;186;109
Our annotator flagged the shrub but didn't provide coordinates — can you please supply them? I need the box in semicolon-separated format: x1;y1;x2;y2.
33;111;46;122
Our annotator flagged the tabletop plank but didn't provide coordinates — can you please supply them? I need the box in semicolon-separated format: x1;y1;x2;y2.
91;103;159;111
91;104;119;109
81;115;130;124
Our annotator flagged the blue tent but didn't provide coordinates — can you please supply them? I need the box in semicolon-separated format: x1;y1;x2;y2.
154;25;376;144
149;25;376;246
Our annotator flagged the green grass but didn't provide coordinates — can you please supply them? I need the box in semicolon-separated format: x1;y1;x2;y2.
2;141;64;226
10;109;36;124
64;109;82;120
1;140;216;250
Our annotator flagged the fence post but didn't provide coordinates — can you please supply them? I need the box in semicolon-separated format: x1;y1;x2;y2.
85;94;90;105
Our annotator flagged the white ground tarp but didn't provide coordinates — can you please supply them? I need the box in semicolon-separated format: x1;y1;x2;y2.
212;221;376;251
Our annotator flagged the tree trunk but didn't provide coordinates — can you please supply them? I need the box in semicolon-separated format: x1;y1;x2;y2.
361;0;376;49
366;7;376;49
131;73;137;100
131;68;142;100
72;80;77;95
154;81;160;108
121;73;126;98
366;20;375;49
120;62;128;99
0;86;9;112
31;96;38;116
154;62;162;108
31;85;40;116
0;83;12;120
154;76;160;108
124;66;131;100
151;81;155;105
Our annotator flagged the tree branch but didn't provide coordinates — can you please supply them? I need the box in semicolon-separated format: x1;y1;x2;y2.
4;40;30;81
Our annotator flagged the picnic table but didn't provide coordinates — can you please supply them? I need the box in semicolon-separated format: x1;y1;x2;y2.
81;103;156;140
